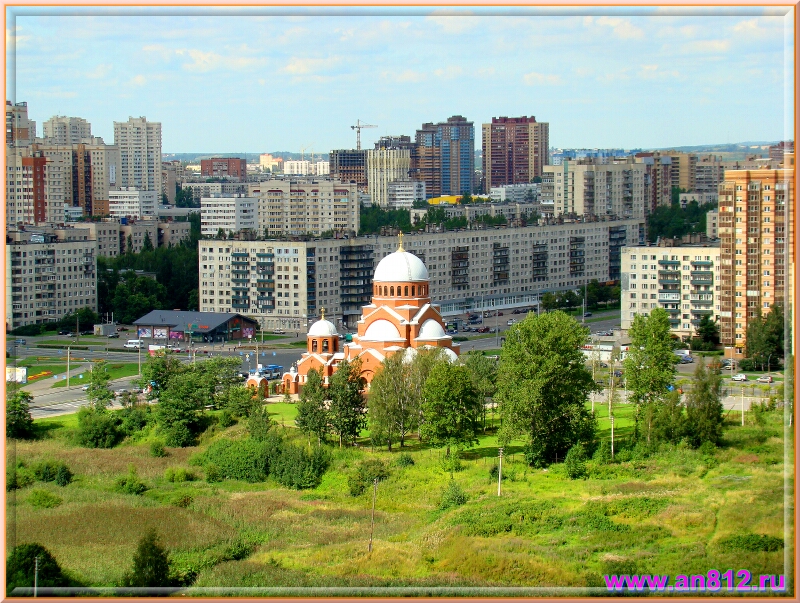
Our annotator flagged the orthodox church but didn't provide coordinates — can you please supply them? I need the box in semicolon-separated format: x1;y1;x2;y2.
282;234;459;393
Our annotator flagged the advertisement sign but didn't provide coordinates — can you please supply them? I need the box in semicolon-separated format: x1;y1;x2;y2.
242;327;254;339
169;331;183;340
138;328;152;338
153;327;168;339
5;366;27;384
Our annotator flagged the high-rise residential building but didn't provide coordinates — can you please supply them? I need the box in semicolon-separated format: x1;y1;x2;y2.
260;153;281;172
621;242;721;339
542;157;647;222
108;187;158;220
769;141;794;162
27;143;73;223
481;116;549;191
717;154;795;358
634;152;673;214
6;230;97;329
694;155;726;194
414;116;474;199
329;149;368;190
6;101;36;146
250;180;359;237
42;116;92;144
283;160;312;176
83;138;120;212
5;149;47;225
666;152;697;191
181;181;248;203
200;157;247;181
162;162;177;204
706;209;719;240
200;195;258;238
113;116;162;192
366;146;411;207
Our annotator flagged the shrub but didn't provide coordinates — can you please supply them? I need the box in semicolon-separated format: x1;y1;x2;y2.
28;489;63;509
205;463;221;483
119;405;151;436
76;408;120;449
198;439;270;482
169;493;193;508
247;406;275;442
348;459;390;496
54;464;73;487
698;441;717;456
489;464;503;481
225;539;254;561
439;480;468;510
271;444;330;490
395;452;415;467
115;465;147;495
149;440;167;458
218;410;235;428
6;543;68;596
593;441;612;464
164;467;194;483
6;461;35;492
564;444;587;480
162;422;194;448
6;391;34;439
718;534;783;552
120;528;172;588
439;452;463;474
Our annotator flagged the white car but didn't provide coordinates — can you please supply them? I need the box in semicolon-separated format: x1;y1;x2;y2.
81;385;89;391
756;375;773;384
731;374;748;382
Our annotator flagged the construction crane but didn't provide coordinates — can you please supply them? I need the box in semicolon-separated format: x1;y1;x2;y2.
350;120;377;150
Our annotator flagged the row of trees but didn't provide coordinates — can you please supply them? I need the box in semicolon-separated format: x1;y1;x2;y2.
647;197;715;243
540;282;621;313
745;303;787;371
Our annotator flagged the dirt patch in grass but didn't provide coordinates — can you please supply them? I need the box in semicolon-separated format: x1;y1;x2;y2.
732;454;760;464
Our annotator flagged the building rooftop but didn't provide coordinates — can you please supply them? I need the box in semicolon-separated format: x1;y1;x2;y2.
133;310;253;333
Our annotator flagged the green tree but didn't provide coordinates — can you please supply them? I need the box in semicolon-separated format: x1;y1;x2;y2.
141;231;154;252
408;347;448;441
495;311;596;467
684;357;724;447
650;389;686;445
368;352;416;450
327;359;367;447
224;385;258;418
541;292;557;312
87;360;115;411
696;315;720;346
460;192;473;205
295;368;329;445
6;386;34;439
624;308;678;437
121;529;172;588
421;362;482;461
6;543;69;596
764;302;785;360
746;309;774;370
138;354;185;397
461;351;497;432
156;370;209;447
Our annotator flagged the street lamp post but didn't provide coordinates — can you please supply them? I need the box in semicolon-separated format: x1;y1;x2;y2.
497;447;503;496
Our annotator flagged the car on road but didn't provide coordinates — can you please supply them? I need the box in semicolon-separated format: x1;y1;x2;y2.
58;330;70;335
583;312;592;317
507;319;516;326
81;385;89;391
107;333;120;338
680;355;694;364
731;374;748;382
599;362;608;368
756;375;774;384
13;338;26;345
115;389;129;397
117;326;129;332
273;329;286;335
613;370;623;378
446;329;458;335
80;330;93;336
477;326;490;333
595;379;605;387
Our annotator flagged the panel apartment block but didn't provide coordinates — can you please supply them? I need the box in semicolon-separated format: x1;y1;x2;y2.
200;196;258;237
114;116;162;192
200;158;247;181
482;116;549;190
43;116;92;145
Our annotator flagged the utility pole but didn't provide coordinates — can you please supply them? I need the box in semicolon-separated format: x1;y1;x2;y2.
138;344;141;377
610;415;615;459
497;447;503;496
742;385;745;426
67;346;70;389
34;555;39;598
368;478;377;552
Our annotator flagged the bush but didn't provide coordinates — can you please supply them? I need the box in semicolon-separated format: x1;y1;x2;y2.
7;464;35;491
198;439;269;482
6;543;69;596
115;465;147;495
149;440;167;458
164;467;194;483
119;405;151;436
76;408;120;449
205;463;221;483
55;465;73;487
698;441;716;456
489;464;503;481
225;539;254;561
439;480;468;510
593;441;612;464
564;444;587;480
247;407;275;441
169;493;193;508
28;489;63;509
6;391;34;439
270;444;330;490
218;410;235;428
439;452;463;474
120;528;172;588
162;422;194;448
348;459;390;496
395;452;415;468
718;534;784;552
31;460;69;483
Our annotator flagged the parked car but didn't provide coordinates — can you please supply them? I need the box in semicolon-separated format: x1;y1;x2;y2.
81;385;89;391
273;329;286;335
117;326;129;332
599;362;608;368
446;329;458;335
583;312;592;317
477;326;490;333
732;373;748;382
13;338;26;345
613;370;623;378
498;312;504;316
65;332;74;338
80;330;93;336
680;355;694;364
595;379;605;387
107;333;120;338
756;375;774;384
721;358;737;368
115;389;129;397
507;319;516;326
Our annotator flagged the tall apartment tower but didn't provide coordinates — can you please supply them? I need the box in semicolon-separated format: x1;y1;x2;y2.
113;116;162;192
414;116;474;199
718;154;795;357
43;116;92;144
6;101;36;146
329;149;368;191
366;136;414;207
481;116;549;191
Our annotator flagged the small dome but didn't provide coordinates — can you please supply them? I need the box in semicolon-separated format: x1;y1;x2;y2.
363;319;403;341
402;347;418;364
308;319;337;337
374;251;429;283
417;319;446;340
442;348;458;363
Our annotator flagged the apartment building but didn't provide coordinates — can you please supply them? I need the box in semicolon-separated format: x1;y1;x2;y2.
329;149;367;190
620;242;721;339
42;116;92;144
199;218;642;331
633;153;673;214
387;180;425;209
667;152;697;191
114;116;162;192
200;196;258;238
200;157;246;181
489;183;541;204
432;201;540;226
6;230;97;329
162;162;177;204
366;147;411;207
706;210;719;240
482;116;549;190
415;116;474;198
108;188;158;220
260;153;282;172
159;221;192;247
717;156;795;357
694;155;725;194
181;181;248;202
6;101;36;146
120;221;159;254
769;141;794;162
5;149;47;225
542;158;646;221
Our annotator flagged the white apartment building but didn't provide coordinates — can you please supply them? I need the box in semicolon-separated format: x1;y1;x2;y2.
6;231;97;329
200;195;258;237
181;181;247;202
42;116;92;145
249;180;359;237
114;116;162;192
489;183;541;203
283;160;312;176
199;218;643;330
620;243;721;339
543;158;646;220
387;180;426;209
679;192;717;207
706;209;718;240
6;101;36;146
109;187;158;220
366;148;411;207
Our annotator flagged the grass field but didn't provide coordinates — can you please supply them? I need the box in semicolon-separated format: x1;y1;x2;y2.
6;398;792;594
49;363;140;388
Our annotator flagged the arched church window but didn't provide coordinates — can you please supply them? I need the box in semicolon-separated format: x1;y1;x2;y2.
312;340;318;353
390;286;394;296
322;339;329;353
405;286;409;296
412;286;416;296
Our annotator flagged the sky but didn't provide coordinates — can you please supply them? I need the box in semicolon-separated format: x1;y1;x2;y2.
6;5;796;153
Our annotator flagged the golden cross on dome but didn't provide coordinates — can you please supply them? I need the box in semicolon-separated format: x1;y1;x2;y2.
320;307;325;320
398;231;404;252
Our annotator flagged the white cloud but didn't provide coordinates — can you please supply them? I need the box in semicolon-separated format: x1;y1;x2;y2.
523;72;564;86
85;63;112;79
637;64;681;81
129;75;146;86
594;17;644;41
434;66;464;80
684;39;730;53
425;14;479;34
176;48;267;73
282;56;340;76
388;69;426;84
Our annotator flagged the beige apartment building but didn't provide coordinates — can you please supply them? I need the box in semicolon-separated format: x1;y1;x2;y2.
6;101;36;146
621;242;721;339
366;148;411;207
718;155;795;357
706;209;719;240
114;116;162;192
42;116;92;145
482;116;550;190
198;218;643;331
200;196;258;238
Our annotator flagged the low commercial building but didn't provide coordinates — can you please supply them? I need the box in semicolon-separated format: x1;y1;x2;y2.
133;310;258;343
620;241;721;339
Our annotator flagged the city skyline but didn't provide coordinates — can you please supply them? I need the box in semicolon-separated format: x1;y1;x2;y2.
7;6;794;152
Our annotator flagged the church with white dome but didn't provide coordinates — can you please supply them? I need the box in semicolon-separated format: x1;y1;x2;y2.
282;234;459;393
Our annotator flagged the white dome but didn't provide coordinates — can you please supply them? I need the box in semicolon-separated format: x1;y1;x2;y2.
442;348;459;363
308;319;337;337
402;347;418;364
417;319;446;340
373;251;429;282
363;319;403;341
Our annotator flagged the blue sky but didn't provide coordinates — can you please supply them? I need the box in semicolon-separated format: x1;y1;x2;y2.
6;6;795;153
